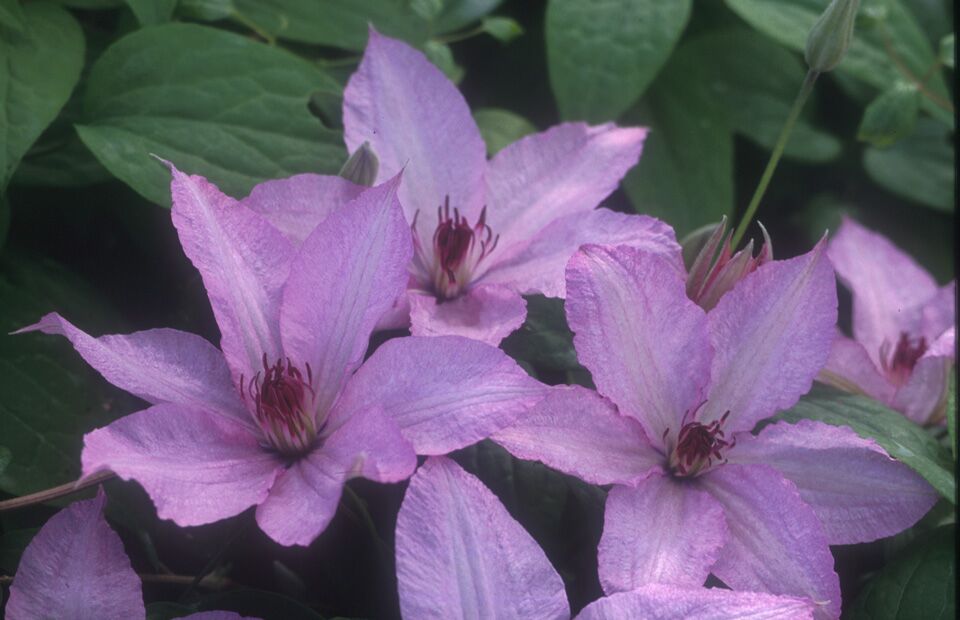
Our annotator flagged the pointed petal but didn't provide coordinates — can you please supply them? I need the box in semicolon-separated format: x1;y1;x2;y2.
818;333;895;404
920;283;956;341
280;175;413;414
565;244;712;445
576;584;815;620
408;284;527;346
730;420;937;544
239;173;365;245
343;29;486;226
828;218;938;366
493;385;663;486
255;407;415;546
169;164;294;383
700;464;841;620
15;313;245;423
82;404;281;526
598;475;727;594
485;122;647;249
396;457;570;620
701;242;837;433
479;209;681;298
5;492;144;620
334;335;545;455
892;327;955;424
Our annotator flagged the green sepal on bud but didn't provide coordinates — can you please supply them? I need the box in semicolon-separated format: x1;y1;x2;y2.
805;0;860;73
338;141;379;187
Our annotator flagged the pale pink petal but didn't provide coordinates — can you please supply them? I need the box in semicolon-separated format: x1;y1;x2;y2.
565;245;712;445
343;29;486;228
729;420;937;544
408;284;527;346
239;173;365;245
280;175;412;414
256;407;415;546
82;404;282;527
828;218;938;367
168;164;294;384
818;332;895;404
478;209;681;298
334;335;545;455
576;584;814;620
598;475;727;594
485;122;647;249
701;242;837;434
493;385;663;486
700;464;841;620
5;492;144;620
395;457;570;620
15;313;246;423
892;327;955;424
920;282;956;341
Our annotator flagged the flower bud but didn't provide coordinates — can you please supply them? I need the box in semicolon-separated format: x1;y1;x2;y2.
338;141;379;187
805;0;860;73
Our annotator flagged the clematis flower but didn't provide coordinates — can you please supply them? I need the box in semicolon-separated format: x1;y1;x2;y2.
685;216;773;310
5;489;254;620
819;217;956;425
395;456;817;620
493;242;938;618
16;166;545;547
246;28;681;345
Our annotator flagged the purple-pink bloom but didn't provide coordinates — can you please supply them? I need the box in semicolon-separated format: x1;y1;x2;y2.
16;166;544;547
248;28;681;345
493;242;938;618
395;457;816;620
5;489;254;620
820;217;956;425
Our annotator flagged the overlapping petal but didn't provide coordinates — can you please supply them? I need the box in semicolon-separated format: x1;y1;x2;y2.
408;284;527;345
565;244;711;444
819;334;895;403
700;242;837;433
395;457;569;620
891;327;955;424
598;474;727;594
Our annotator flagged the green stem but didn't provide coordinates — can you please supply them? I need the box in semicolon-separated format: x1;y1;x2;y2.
731;70;819;248
434;24;485;45
343;484;389;560
0;471;115;513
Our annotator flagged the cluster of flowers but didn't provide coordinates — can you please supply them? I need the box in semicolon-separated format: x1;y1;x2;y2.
6;30;954;620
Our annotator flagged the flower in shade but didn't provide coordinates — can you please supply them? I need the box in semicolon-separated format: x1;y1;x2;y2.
395;456;817;620
246;28;681;345
16;166;545;547
819;217;955;425
5;489;255;620
493;242;938;619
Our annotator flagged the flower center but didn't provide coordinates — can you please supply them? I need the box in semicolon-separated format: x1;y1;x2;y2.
244;355;318;456
411;196;499;300
666;410;734;477
881;332;927;387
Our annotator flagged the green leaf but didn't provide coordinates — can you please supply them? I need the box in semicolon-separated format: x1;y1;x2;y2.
848;525;956;620
858;82;920;147
472;107;536;156
725;0;953;126
0;254;127;495
481;16;523;43
0;2;84;189
177;0;233;21
0;445;10;476
939;33;954;69
76;23;345;207
547;0;692;122
678;29;841;163
0;528;38;572
423;40;464;83
196;589;325;620
777;384;956;502
863;119;954;212
0;0;24;31
434;0;502;32
125;0;178;26
501;296;581;373
12;129;111;187
947;373;956;460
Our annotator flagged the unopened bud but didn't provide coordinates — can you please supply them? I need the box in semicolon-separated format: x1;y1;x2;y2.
805;0;860;72
338;142;379;187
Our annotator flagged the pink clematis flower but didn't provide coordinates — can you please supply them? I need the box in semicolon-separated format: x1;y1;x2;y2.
247;29;681;345
820;217;956;425
395;457;817;620
493;243;938;618
16;166;545;547
5;489;254;620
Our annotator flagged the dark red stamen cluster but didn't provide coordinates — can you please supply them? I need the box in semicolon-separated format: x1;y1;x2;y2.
242;354;317;455
881;332;927;386
668;410;734;477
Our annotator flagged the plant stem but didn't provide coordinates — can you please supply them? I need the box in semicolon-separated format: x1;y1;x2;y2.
731;70;820;248
343;484;389;560
0;471;115;513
